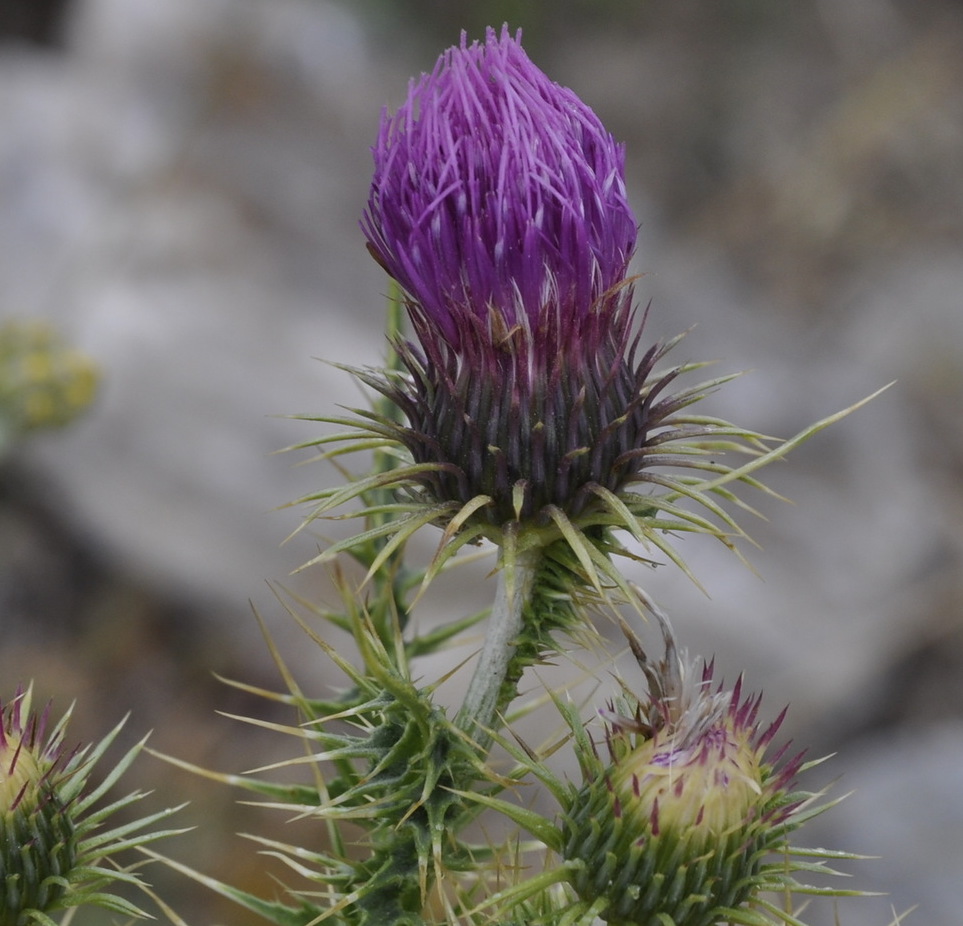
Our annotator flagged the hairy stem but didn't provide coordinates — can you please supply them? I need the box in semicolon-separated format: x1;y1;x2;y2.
456;549;539;741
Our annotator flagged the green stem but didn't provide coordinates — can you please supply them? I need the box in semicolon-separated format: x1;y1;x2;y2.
456;549;539;741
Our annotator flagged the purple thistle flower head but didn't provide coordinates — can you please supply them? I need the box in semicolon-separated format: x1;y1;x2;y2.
363;25;637;348
354;27;751;547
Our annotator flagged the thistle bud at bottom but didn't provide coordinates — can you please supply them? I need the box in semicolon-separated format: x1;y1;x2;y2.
0;701;76;924
0;687;184;926
560;612;803;926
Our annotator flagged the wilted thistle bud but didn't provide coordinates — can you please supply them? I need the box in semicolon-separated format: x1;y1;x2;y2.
361;27;694;534
0;320;99;449
560;610;805;925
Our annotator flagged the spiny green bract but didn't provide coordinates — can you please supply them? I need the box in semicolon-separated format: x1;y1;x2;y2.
149;574;527;926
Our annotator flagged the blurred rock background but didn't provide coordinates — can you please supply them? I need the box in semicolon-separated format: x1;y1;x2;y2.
1;0;961;923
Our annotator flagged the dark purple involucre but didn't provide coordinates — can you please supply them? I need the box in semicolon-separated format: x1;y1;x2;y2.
362;25;637;348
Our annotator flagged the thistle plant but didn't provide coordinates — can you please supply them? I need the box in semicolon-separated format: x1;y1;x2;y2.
128;25;890;926
0;20;882;926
